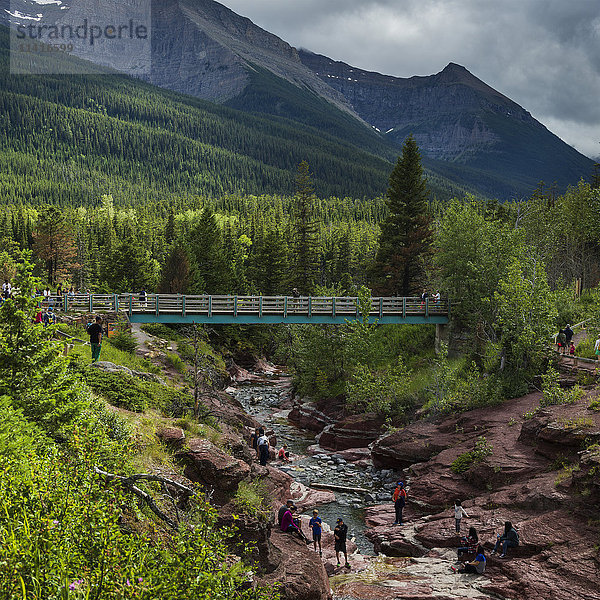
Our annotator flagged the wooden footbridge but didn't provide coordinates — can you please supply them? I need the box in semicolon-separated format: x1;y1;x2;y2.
47;294;450;325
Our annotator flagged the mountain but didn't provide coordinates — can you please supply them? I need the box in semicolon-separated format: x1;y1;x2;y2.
298;52;594;198
1;0;594;199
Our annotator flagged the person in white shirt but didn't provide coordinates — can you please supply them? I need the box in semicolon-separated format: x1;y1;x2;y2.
257;430;270;466
454;500;469;533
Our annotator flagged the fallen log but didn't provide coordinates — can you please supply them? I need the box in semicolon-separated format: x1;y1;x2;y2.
309;482;370;494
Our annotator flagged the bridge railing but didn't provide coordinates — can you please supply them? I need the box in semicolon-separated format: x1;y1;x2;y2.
40;294;449;319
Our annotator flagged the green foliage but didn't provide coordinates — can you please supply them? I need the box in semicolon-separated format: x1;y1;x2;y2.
346;359;411;417
540;368;585;407
0;252;88;437
588;399;600;411
372;135;432;296
291;161;320;294
233;481;270;520
141;323;181;341
107;330;138;354
0;449;276;600
165;352;186;374
423;344;501;416
451;437;493;474
70;358;191;415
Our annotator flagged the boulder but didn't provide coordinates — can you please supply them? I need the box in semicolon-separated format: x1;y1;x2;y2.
317;413;385;451
371;423;457;469
288;403;333;433
175;438;250;502
261;530;332;600
156;427;185;450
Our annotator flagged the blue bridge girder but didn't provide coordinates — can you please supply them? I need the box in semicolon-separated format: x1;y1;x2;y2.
48;294;450;325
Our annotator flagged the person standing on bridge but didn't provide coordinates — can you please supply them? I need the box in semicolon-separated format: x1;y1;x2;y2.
564;324;573;348
87;316;103;363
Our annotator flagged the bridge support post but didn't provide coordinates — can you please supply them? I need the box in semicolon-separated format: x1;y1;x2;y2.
435;323;449;354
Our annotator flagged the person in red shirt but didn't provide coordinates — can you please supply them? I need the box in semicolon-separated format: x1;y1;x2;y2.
278;444;290;461
392;481;407;525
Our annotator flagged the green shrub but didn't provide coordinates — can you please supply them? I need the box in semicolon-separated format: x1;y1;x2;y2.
107;330;138;354
0;450;277;600
233;480;270;519
142;323;181;341
165;351;186;374
540;368;585;407
451;437;493;474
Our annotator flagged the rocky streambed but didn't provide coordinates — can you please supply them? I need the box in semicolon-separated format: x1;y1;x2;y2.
233;378;404;554
230;366;600;600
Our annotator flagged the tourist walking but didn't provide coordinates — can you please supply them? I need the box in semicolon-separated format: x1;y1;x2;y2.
334;518;350;568
557;329;567;354
454;500;469;533
86;316;103;363
595;334;600;369
564;324;574;347
392;481;407;525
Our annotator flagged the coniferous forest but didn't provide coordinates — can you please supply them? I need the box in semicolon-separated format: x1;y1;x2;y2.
2;17;600;599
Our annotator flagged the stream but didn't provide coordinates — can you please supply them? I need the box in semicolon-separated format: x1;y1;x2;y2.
233;375;402;555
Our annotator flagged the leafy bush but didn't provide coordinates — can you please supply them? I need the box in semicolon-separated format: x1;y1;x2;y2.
588;399;600;411
0;450;277;600
107;330;138;354
346;359;411;417
540;368;585;407
423;346;501;416
165;351;186;374
233;481;270;519
142;323;181;341
451;437;493;474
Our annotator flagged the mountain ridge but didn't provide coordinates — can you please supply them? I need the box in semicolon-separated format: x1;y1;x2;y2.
0;0;594;199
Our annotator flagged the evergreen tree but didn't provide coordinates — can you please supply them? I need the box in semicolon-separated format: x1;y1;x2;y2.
291;161;319;294
371;135;432;296
103;234;159;292
187;209;232;294
32;207;78;285
159;244;191;293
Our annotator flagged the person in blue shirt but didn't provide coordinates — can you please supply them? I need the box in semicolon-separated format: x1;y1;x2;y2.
452;544;486;574
309;509;322;556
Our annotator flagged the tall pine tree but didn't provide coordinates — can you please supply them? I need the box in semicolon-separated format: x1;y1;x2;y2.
371;135;431;296
291;161;319;294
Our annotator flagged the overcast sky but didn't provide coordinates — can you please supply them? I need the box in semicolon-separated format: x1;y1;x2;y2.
222;0;600;159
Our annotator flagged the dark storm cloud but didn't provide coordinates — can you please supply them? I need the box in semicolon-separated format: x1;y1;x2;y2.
221;0;600;158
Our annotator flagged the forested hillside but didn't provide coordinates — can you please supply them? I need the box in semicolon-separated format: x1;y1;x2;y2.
0;26;478;206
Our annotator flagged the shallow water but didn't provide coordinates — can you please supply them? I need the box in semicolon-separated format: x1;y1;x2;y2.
234;379;398;555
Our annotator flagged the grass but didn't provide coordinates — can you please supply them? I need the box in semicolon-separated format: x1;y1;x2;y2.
165;352;186;374
556;416;594;430
175;415;222;446
233;481;270;519
450;437;493;474
118;409;177;473
555;463;580;485
141;323;181;341
66;325;160;374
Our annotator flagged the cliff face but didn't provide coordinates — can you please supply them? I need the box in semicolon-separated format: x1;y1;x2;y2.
298;51;533;161
148;0;357;113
